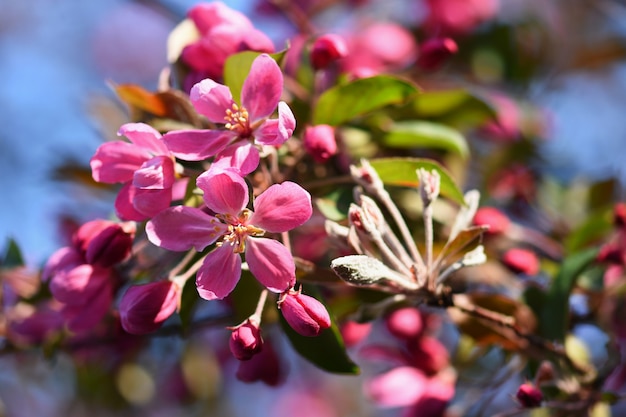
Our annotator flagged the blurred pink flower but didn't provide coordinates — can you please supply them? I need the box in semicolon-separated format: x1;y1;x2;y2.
310;34;349;71
416;37;458;71
181;2;274;81
119;281;180;335
146;168;312;300
236;339;285;386
73;219;136;268
385;307;424;341
502;248;540;275
425;0;499;35
303;124;337;163
91;123;186;221
473;206;511;234
163;54;296;175
341;22;418;78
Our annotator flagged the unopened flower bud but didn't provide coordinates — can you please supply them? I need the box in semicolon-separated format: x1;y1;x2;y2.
417;168;440;206
303;124;337;163
310;34;348;70
280;291;331;337
340;320;372;348
350;159;384;193
119;281;179;335
515;382;543;408
229;320;263;361
502;248;539;275
411;336;450;375
417;37;458;71
473;207;510;234
385;307;424;340
74;220;136;267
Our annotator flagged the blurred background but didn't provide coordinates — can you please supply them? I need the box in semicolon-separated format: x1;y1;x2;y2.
2;0;626;416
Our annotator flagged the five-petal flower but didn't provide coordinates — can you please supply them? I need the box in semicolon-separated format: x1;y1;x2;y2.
146;168;312;300
90;123;185;221
163;54;296;175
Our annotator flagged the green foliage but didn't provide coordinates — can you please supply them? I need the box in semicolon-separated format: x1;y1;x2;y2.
412;89;496;129
381;120;469;157
537;248;600;341
315;187;354;221
2;238;24;267
369;157;466;205
312;76;419;126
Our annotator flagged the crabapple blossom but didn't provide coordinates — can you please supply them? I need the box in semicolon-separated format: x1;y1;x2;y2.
229;319;263;360
163;54;296;175
310;34;348;70
303;124;337;163
90;123;186;221
416;37;458;71
180;2;274;81
516;382;543;408
473;206;511;234
502;248;540;275
279;289;331;337
146;168;312;300
119;281;180;334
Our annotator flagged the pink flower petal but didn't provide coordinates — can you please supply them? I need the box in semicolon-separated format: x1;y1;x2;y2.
364;367;428;407
49;264;112;306
62;281;113;333
42;247;83;282
240;29;275;54
190;79;235;123
115;182;149;221
119;281;179;334
254;102;296;146
245;237;295;293
250;182;312;233
241;54;283;121
163;129;235;161
197;168;249;216
133;187;173;218
196;245;242;300
118;123;169;156
90;141;150;183
133;155;175;190
188;2;253;34
146;206;227;251
213;142;260;175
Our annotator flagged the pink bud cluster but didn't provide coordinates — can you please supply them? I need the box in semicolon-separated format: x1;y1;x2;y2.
360;307;455;415
43;219;135;332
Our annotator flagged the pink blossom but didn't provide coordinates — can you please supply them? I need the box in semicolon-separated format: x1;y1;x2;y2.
516;382;543;408
303;124;337;163
310;34;348;70
473;206;511;234
341;22;418;78
236;338;284;386
502;248;540;275
279;290;331;337
90;123;184;221
146;168;312;300
181;2;274;81
385;307;424;341
416;37;458;71
229;319;263;360
425;0;499;35
119;281;180;334
163;54;296;175
73;219;136;268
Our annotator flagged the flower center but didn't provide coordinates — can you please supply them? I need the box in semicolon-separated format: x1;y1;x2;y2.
217;210;265;253
224;103;251;137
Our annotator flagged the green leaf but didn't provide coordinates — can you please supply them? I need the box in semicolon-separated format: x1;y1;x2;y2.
2;238;24;267
280;286;359;374
434;226;488;269
223;50;288;104
382;121;469;158
312;76;419;126
540;247;599;341
414;89;496;129
315;187;354;221
369;157;465;205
